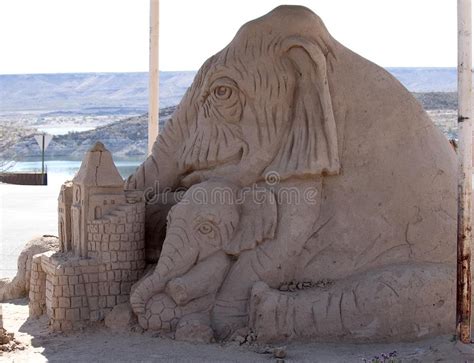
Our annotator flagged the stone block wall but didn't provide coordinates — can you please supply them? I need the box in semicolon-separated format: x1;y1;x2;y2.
87;202;145;269
29;253;48;318
28;203;146;331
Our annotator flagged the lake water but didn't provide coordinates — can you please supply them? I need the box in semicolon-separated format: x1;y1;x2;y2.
36;125;97;135
9;158;144;179
0;158;144;279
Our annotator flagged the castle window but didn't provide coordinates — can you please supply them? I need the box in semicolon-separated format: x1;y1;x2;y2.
111;200;115;205
103;200;107;205
95;206;102;219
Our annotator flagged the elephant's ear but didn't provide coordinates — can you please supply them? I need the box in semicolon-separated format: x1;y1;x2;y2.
265;36;340;178
223;188;277;256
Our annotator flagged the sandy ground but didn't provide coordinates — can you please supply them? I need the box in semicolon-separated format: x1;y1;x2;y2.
1;299;473;362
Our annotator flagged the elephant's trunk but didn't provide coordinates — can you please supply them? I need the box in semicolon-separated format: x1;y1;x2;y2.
125;113;187;195
130;228;199;316
125;60;214;196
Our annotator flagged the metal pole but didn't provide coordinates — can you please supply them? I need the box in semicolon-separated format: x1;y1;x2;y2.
41;133;45;176
457;0;472;344
148;0;160;155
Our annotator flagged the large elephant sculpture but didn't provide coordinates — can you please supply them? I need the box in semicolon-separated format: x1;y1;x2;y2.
128;6;456;342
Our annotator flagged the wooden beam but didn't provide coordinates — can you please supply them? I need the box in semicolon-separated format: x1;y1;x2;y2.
148;0;159;155
457;0;472;344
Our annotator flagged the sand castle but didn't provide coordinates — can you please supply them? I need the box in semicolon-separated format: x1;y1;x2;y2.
28;142;146;331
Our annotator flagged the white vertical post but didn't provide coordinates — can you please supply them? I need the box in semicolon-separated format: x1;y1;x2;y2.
148;0;159;155
457;0;472;344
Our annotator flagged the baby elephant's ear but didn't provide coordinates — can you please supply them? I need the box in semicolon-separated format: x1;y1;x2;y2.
223;188;277;256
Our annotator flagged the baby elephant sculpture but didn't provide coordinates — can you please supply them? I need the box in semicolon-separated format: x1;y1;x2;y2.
130;180;276;340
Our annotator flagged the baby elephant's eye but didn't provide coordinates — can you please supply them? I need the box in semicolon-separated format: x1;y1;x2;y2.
198;222;214;235
214;85;232;100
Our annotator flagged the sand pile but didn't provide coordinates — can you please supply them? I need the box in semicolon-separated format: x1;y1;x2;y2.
0;327;24;352
0;305;24;352
0;235;59;302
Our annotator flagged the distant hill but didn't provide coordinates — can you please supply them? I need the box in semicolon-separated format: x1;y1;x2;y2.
2;107;176;159
1;92;458;160
0;68;458;114
387;68;457;92
412;92;457;110
0;72;195;113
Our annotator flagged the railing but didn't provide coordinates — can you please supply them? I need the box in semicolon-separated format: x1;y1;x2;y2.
0;171;47;185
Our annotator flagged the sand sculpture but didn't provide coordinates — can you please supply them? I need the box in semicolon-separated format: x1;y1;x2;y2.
15;5;456;341
126;5;457;342
28;142;146;330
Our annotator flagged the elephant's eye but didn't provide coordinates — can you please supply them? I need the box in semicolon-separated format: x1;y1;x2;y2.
194;218;220;246
214;85;232;100
203;77;243;123
197;222;214;235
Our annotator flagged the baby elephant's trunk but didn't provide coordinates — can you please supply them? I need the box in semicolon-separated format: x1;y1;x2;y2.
130;231;199;322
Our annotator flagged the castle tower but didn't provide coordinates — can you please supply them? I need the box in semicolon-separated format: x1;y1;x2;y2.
71;142;124;257
58;181;73;252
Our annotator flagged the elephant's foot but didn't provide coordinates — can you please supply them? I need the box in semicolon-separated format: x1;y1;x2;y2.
249;263;455;342
212;290;258;340
211;251;265;340
175;313;215;343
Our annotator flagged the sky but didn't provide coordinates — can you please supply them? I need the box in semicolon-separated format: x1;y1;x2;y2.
0;0;461;75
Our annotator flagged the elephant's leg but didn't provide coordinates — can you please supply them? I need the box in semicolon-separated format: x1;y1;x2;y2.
166;251;231;306
175;312;215;343
249;263;455;342
212;246;280;340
